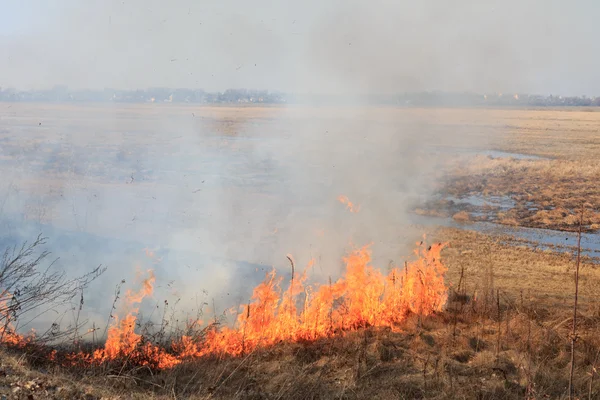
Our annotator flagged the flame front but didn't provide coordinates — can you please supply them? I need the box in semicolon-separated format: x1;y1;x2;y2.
0;241;448;370
174;241;448;359
58;269;180;369
94;269;155;361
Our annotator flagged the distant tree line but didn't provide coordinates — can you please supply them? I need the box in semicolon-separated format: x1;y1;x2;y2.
0;86;287;104
1;86;599;107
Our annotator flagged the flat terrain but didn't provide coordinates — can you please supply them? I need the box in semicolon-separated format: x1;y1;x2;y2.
414;108;600;232
1;104;599;399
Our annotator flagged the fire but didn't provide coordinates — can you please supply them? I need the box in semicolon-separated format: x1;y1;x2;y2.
87;269;180;369
0;241;448;371
172;241;447;359
96;269;155;360
0;290;33;348
338;195;360;213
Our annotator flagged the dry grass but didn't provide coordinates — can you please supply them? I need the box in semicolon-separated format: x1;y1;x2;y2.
439;157;600;231
452;211;471;222
0;227;597;399
434;227;600;310
488;109;600;161
2;105;600;398
3;308;600;399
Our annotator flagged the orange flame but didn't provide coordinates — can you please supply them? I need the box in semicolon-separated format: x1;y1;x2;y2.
91;270;154;360
0;291;34;348
338;195;360;213
172;241;447;359
1;242;448;371
86;269;180;369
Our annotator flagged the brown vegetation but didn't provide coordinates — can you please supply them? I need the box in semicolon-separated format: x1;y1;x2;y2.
0;227;598;399
440;157;600;232
452;211;471;222
1;105;600;398
3;292;600;399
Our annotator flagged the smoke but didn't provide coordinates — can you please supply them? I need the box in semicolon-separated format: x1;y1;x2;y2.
0;0;594;332
1;0;599;94
0;103;468;332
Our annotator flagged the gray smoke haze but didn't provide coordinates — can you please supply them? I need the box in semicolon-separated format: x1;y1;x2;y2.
0;1;594;333
1;104;459;328
1;0;598;95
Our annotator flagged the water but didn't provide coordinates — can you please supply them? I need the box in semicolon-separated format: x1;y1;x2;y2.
408;213;600;259
475;150;547;160
444;194;516;210
425;146;549;160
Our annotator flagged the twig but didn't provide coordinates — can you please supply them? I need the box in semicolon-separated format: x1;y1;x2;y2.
496;289;501;359
241;304;250;356
103;280;125;339
589;348;600;400
526;310;533;399
452;266;465;340
569;202;585;399
287;254;295;329
73;288;84;348
329;276;333;334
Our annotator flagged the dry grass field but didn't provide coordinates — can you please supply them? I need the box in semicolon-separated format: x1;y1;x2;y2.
0;104;599;399
418;109;600;232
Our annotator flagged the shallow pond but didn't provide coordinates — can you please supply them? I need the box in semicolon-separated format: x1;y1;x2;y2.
408;213;600;259
424;146;549;160
443;194;516;210
474;150;547;160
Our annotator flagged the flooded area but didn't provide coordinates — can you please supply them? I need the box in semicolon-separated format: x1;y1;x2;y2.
425;145;550;160
1;104;598;319
409;213;600;260
444;194;516;210
474;150;548;160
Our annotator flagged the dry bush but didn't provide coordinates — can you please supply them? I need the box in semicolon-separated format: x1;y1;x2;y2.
0;235;105;343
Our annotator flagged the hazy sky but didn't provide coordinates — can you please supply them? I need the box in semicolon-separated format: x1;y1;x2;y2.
0;0;598;95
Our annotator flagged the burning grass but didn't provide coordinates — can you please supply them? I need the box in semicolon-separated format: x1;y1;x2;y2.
1;231;600;398
4;301;600;399
0;241;449;372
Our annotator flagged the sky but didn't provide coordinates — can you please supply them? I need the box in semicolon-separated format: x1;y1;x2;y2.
0;0;598;95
